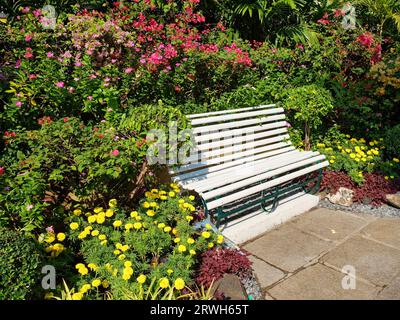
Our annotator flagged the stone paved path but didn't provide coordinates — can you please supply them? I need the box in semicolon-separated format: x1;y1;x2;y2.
242;208;400;300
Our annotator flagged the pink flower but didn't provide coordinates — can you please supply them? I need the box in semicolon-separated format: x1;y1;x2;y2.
15;60;21;68
29;74;37;79
111;149;120;156
75;61;82;67
47;52;54;58
21;7;30;14
56;81;65;88
125;67;134;73
33;9;41;17
87;96;93;101
45;226;54;233
25;34;32;42
26;204;34;211
15;101;22;107
317;13;330;25
334;9;344;17
357;32;374;48
63;117;69;122
24;51;33;59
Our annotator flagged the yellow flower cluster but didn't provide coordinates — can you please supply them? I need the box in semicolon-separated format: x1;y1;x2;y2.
41;231;66;257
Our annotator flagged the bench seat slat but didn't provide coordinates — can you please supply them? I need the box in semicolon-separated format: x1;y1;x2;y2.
191;108;285;126
188;104;276;119
185;134;290;163
205;160;329;210
183;151;320;191
173;147;296;182
170;142;293;175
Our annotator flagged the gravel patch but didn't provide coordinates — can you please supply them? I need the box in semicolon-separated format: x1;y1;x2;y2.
319;199;400;218
240;270;263;300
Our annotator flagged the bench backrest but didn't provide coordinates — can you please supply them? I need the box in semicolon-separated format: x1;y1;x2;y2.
169;104;295;182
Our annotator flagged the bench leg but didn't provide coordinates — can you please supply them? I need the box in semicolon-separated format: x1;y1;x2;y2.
302;168;323;195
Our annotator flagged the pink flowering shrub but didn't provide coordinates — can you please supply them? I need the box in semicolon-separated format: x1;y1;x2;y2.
1;1;253;129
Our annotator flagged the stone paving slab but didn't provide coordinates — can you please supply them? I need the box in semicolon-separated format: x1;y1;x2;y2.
268;263;377;300
290;208;368;242
248;255;285;288
321;235;400;287
244;224;334;272
376;275;400;300
361;218;400;250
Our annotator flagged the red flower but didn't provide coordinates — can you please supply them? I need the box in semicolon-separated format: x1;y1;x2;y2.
357;32;374;48
0;167;5;175
317;12;330;24
111;149;120;156
63;117;69;122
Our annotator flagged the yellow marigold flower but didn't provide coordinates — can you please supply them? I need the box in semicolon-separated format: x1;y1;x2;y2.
160;226;170;233
94;207;103;213
109;199;117;208
178;199;185;204
134;222;142;230
186;215;194;221
189;249;196;255
217;235;224;244
80;284;91;293
168;191;175;197
157;223;165;229
350;153;356;159
78;231;88;239
122;273;131;281
172;228;177;235
143;201;150;208
102;280;109;288
329;160;335;164
145;191;151;198
178;244;187;253
105;209;114;217
45;234;56;243
124;261;132;268
113;220;122;228
159;278;169;289
150;201;157;207
202;231;211;239
369;141;374;146
70;222;79;230
88;215;97;223
174;278;185;290
355;146;361;152
160;195;167;200
96;215;105;224
208;242;214;248
205;224;212;230
372;149;379;155
91;230;100;236
92;279;101;287
187;238;195;244
167;269;174;275
121;245;129;252
78;267;89;276
100;240;108;246
362;158;367;162
189;195;195;201
72;292;83;300
393;158;400;163
75;263;85;270
113;249;121;255
345;148;351;153
316;143;325;148
88;263;98;271
73;209;82;216
118;254;126;261
151;189;159;193
125;223;134;231
137;274;147;284
159;190;167;195
84;226;93;232
130;211;138;218
146;210;155;217
174;237;181;243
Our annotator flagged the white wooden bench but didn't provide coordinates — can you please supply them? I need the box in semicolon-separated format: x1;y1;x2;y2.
168;104;329;226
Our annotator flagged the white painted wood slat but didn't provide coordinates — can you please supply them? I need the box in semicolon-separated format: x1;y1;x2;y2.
205;161;329;210
191;108;285;126
188;104;276;119
192;114;286;134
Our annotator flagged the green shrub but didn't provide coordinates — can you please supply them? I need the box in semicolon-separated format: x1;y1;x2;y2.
282;84;334;150
0;227;43;300
383;125;400;159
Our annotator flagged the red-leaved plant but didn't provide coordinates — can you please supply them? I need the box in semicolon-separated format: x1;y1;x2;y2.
196;248;252;288
321;171;399;206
